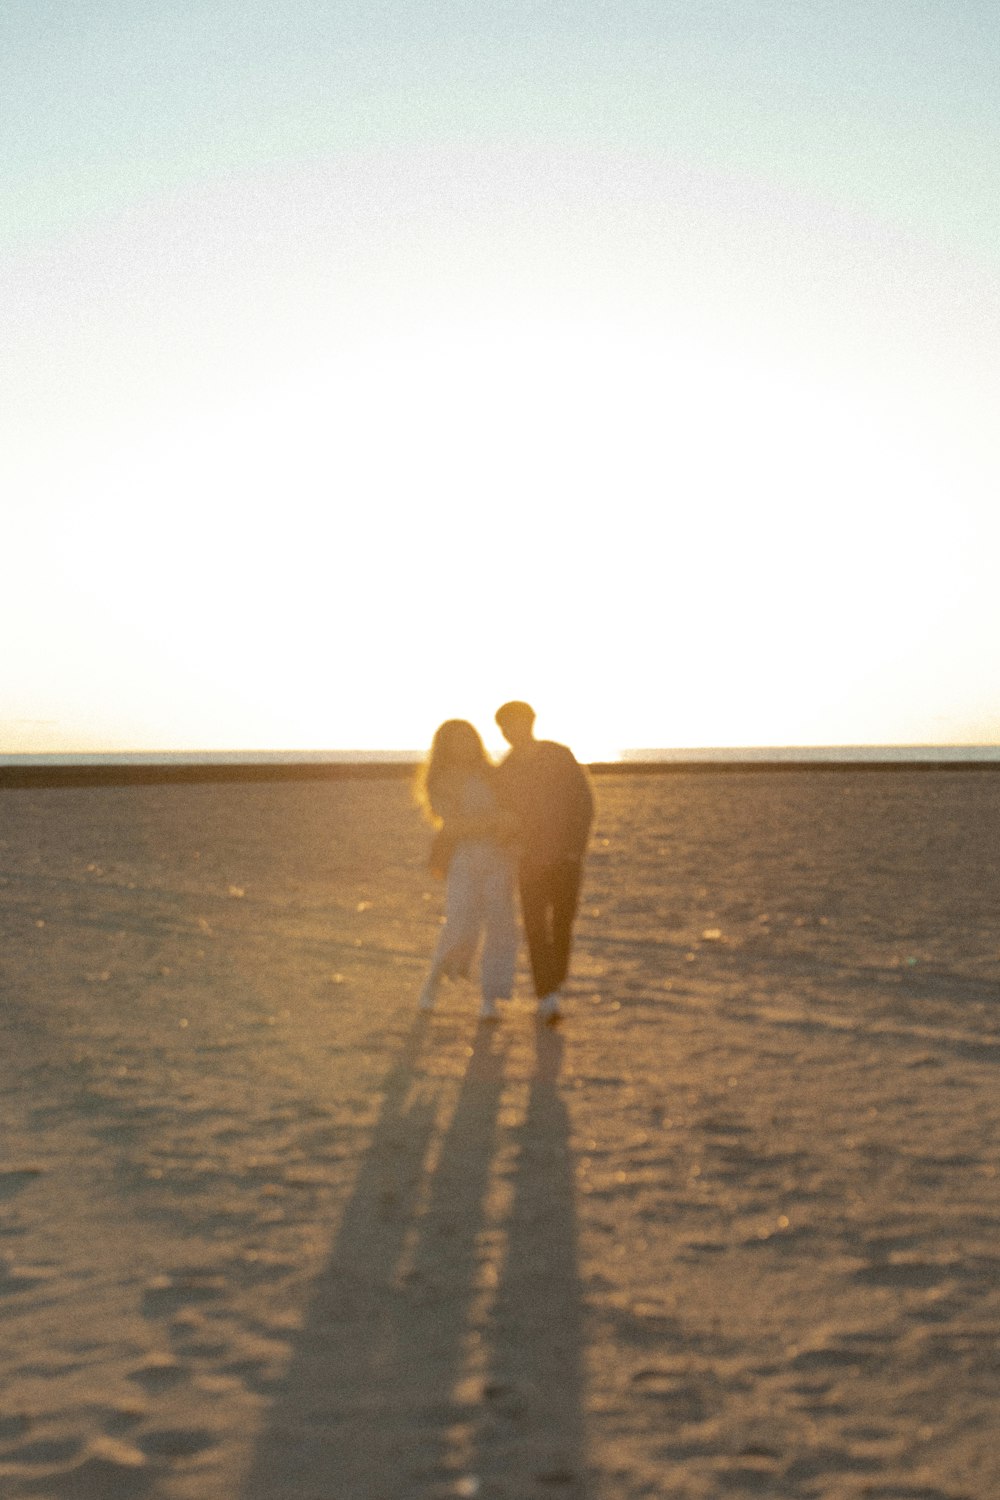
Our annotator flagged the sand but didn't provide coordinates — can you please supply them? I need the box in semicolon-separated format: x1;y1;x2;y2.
1;768;998;1500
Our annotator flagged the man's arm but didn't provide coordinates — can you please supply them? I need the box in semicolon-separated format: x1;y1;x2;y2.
567;757;595;855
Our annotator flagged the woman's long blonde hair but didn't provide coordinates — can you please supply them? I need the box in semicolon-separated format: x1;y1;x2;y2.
414;719;492;826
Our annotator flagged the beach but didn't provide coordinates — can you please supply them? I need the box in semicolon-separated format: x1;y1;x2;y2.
1;769;998;1500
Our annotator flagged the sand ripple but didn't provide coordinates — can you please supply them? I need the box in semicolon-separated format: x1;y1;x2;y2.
1;772;997;1497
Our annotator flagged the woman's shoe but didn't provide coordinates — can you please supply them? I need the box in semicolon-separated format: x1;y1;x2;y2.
418;981;437;1013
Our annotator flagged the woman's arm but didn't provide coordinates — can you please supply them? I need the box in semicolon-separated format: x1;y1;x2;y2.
430;788;517;846
441;809;516;842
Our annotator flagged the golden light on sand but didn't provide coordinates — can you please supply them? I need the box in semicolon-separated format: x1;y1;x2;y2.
4;766;1000;1494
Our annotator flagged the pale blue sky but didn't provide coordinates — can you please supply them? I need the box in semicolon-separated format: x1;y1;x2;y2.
4;1;998;754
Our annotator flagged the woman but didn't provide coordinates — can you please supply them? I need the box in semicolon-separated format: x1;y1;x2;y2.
416;719;518;1021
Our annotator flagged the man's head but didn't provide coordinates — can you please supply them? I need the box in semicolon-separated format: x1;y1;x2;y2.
495;700;537;749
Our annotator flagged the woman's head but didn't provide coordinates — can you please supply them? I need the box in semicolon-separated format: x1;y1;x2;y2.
428;719;489;774
416;719;491;821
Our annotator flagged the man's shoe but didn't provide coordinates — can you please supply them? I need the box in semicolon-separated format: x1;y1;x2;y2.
479;999;500;1024
538;990;563;1024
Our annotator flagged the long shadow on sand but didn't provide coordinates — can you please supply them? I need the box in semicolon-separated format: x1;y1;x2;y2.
241;1016;586;1499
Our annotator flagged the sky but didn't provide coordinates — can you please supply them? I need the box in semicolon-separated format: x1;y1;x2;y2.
4;0;999;759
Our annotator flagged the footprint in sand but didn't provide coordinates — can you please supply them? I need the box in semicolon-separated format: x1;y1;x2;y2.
6;1434;84;1466
0;1414;32;1442
790;1329;896;1376
0;1260;58;1297
782;1445;881;1484
858;1487;971;1499
0;1166;45;1200
141;1270;228;1317
790;1344;882;1373
127;1353;189;1392
136;1427;216;1459
29;1437;153;1499
853;1255;960;1290
630;1366;713;1424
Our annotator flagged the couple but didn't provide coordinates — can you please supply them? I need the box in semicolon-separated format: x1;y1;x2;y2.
418;701;594;1024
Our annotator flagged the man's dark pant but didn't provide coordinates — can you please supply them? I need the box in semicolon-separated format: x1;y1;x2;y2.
518;859;584;999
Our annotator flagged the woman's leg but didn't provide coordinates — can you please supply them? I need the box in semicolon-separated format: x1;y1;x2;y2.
421;849;480;1009
479;855;519;1010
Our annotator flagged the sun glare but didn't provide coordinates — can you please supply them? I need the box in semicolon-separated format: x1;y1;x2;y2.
29;315;973;756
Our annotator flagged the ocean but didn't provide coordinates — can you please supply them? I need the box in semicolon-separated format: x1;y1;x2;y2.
1;745;999;788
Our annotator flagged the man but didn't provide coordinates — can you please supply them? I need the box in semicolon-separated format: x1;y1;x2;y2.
494;701;594;1022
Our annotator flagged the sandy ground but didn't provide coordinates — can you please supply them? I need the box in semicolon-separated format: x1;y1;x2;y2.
1;769;998;1500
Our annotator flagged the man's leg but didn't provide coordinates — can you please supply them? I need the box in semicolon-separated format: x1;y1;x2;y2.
518;862;559;1000
548;859;585;995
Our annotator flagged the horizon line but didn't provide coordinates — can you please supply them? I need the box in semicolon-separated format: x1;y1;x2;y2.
3;743;1000;775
